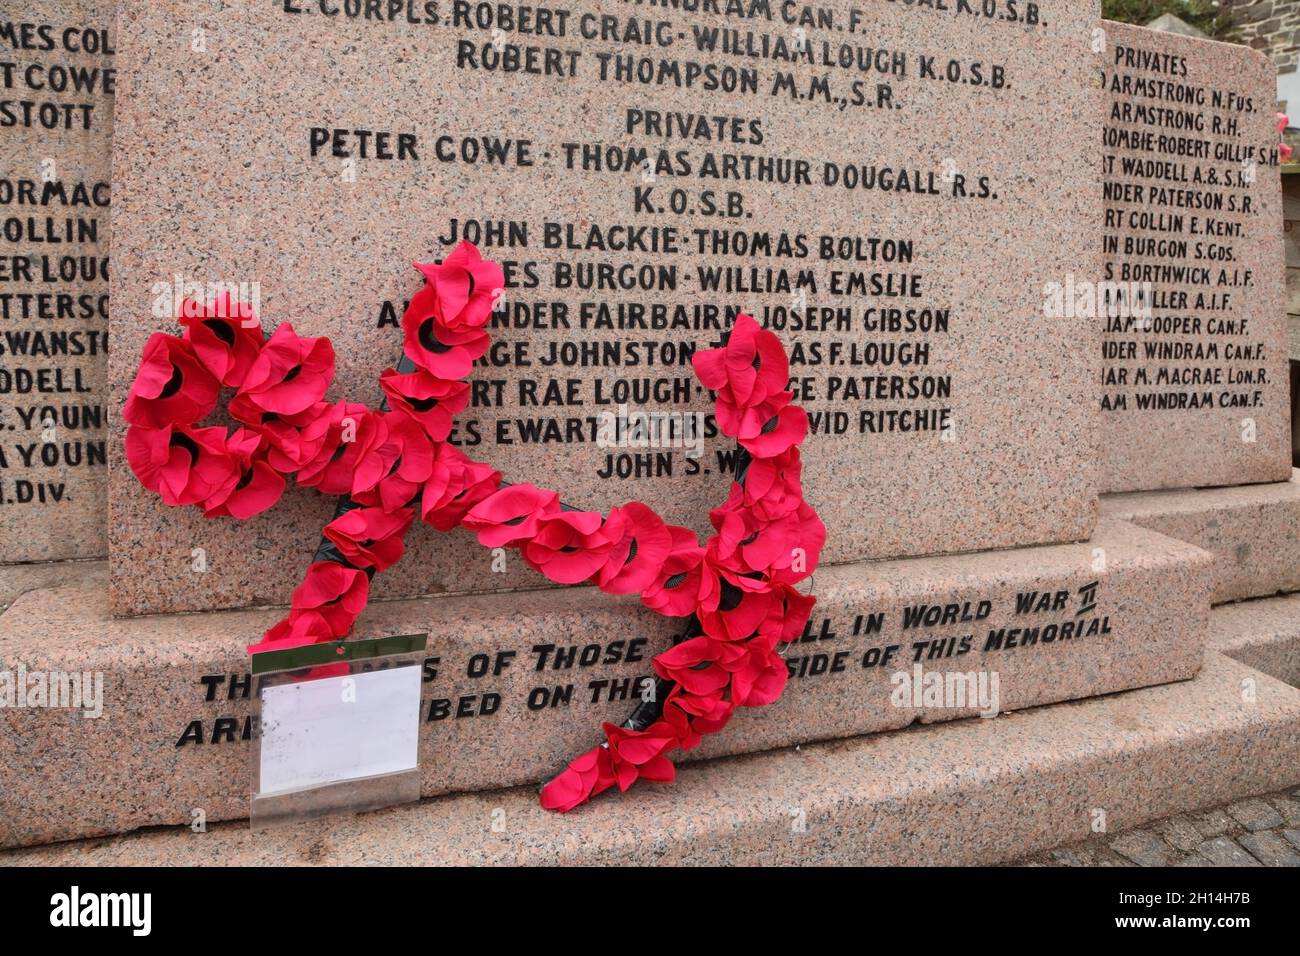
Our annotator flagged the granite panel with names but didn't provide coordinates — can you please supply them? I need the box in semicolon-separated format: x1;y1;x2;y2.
0;2;114;563
1100;21;1290;493
107;0;1100;616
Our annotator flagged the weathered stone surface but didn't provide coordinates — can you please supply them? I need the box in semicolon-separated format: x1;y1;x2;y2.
1101;472;1300;603
1194;808;1237;838
1227;796;1284;831
1049;848;1091;867
1100;21;1290;492
0;519;1210;847
1145;14;1206;39
1155;815;1203;852
1272;795;1300;825
0;557;93;613
4;651;1299;866
0;1;115;562
1196;836;1262;866
1239;830;1300;866
1110;829;1173;866
105;0;1103;616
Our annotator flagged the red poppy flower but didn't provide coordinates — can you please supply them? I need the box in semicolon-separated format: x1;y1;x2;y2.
379;367;470;442
413;240;504;331
712;387;791;444
709;483;758;560
696;563;779;642
742;447;803;521
178;293;264;387
246;609;336;655
728;640;788;707
769;501;826;585
420;443;502;532
692;313;791;438
522;511;614;585
662;686;734;750
228;383;333;430
738;405;808;459
236;323;335;417
462;484;560;548
401;291;489;380
124;424;240;508
202;428;286;519
290;561;370;637
641;526;718;618
296;405;382;495
351;412;434;512
594;502;673;595
254;401;328;473
603;721;678;791
653;635;732;695
539;745;617;813
123;333;220;428
710;483;809;577
340;410;393;500
759;583;817;646
324;506;415;572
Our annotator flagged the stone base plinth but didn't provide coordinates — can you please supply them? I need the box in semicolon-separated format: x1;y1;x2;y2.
1101;472;1300;604
5;652;1298;866
0;520;1211;848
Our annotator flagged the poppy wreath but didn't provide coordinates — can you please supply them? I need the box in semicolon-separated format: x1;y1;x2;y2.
123;241;825;813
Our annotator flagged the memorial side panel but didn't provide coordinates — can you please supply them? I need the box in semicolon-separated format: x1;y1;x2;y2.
1101;21;1290;492
0;1;114;563
107;0;1100;615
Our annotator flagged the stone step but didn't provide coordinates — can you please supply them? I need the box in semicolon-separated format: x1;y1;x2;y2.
1101;471;1300;604
0;560;102;615
1211;594;1300;689
4;651;1298;866
0;519;1210;848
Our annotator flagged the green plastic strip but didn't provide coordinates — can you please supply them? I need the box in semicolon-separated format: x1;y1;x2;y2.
250;633;429;675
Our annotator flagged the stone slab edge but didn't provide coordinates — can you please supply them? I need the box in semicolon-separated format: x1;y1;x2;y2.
1210;593;1300;688
0;519;1210;847
1101;470;1300;603
4;652;1298;866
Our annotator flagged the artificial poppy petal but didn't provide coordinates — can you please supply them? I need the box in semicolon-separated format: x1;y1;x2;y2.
237;323;335;416
324;506;416;571
123;333;220;428
462;484;560;548
179;293;265;387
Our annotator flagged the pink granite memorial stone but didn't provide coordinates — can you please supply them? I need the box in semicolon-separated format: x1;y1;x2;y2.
4;8;1269;850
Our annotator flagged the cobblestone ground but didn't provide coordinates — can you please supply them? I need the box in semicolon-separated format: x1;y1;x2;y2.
1018;787;1300;867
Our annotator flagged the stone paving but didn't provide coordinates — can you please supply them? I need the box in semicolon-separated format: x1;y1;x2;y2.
1019;787;1300;867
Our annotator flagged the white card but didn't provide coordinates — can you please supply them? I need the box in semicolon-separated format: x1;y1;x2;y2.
258;666;422;796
